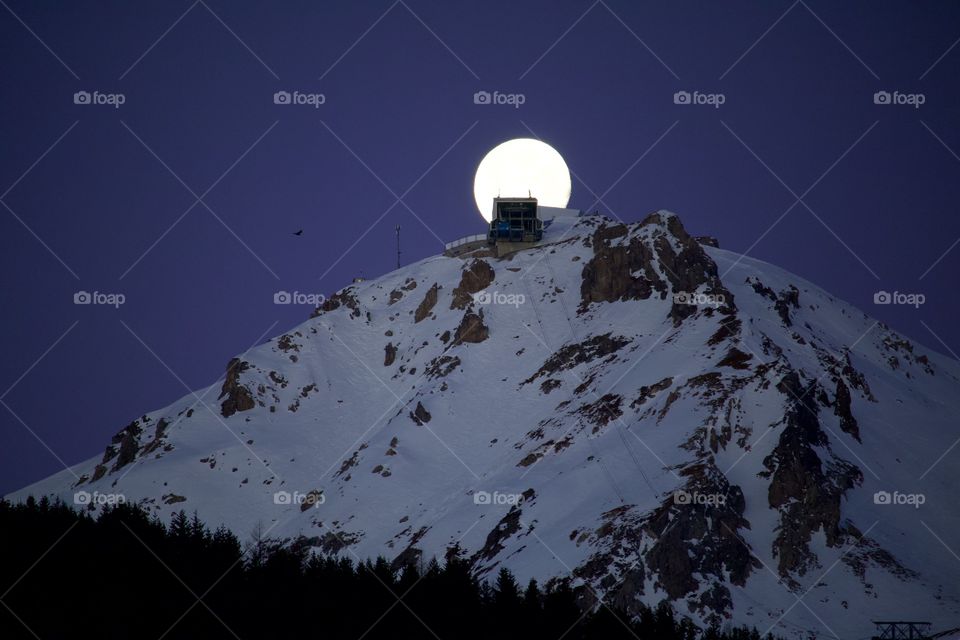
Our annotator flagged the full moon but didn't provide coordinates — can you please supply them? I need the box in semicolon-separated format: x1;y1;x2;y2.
473;138;571;222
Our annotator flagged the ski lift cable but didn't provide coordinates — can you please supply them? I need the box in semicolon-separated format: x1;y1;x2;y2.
518;270;626;505
615;422;659;501
541;251;578;344
540;251;660;503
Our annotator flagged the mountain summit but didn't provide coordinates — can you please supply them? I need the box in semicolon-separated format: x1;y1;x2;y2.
11;211;960;636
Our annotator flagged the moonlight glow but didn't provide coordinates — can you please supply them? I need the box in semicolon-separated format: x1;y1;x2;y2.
473;138;571;222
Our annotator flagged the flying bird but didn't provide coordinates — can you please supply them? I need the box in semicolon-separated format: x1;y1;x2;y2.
293;229;303;236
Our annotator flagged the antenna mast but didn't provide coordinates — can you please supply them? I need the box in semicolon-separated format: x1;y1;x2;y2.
395;224;401;269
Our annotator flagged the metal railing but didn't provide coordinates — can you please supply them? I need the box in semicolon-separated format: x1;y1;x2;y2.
444;233;487;251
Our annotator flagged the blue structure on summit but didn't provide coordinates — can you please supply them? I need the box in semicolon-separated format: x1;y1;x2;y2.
487;197;543;244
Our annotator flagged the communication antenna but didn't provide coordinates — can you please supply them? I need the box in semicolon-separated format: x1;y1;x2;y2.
395;224;401;269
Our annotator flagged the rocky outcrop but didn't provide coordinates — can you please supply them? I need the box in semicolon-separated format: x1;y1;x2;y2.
833;378;861;441
219;358;255;418
761;372;864;583
644;463;758;621
299;489;324;512
571;462;758;625
881;334;936;376
522;333;630;385
453;310;489;344
409;401;431;425
774;285;800;326
384;342;397;366
746;277;800;327
630;377;673;409
717;347;752;369
414;283;440;323
579;223;660;308
425;354;460;379
140;418;170;456
312;286;362;319
450;260;494;310
471;505;524;568
388;278;417;305
578;214;734;326
577;393;623;432
107;420;143;472
654;216;735;325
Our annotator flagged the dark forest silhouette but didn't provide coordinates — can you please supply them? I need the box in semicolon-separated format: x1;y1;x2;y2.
0;497;774;640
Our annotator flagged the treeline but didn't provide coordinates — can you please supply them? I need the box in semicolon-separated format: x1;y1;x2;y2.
0;497;773;640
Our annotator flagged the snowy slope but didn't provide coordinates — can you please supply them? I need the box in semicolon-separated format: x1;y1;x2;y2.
10;211;960;637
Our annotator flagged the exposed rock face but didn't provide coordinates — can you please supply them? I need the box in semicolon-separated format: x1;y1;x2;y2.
833;378;861;441
571;462;758;626
425;354;460;379
219;358;255;417
453;310;489;344
579;214;734;326
414;283;439;323
707;317;741;346
746;277;800;327
881;334;936;376
523;333;630;385
108;420;143;471
630;377;673;409
384;342;397;366
140;418;169;456
313;286;362;319
450;259;495;310
656;216;735;325
299;489;324;512
471;505;524;568
577;393;623;432
275;334;302;363
644;463;758;619
761;372;863;582
94;414;177;478
409;401;431;425
579;223;660;308
388;278;417;305
775;285;800;326
717;347;752;369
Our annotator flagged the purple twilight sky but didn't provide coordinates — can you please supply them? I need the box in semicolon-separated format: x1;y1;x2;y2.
2;1;959;494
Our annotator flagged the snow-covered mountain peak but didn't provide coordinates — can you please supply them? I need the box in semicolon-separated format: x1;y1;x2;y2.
10;210;960;637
